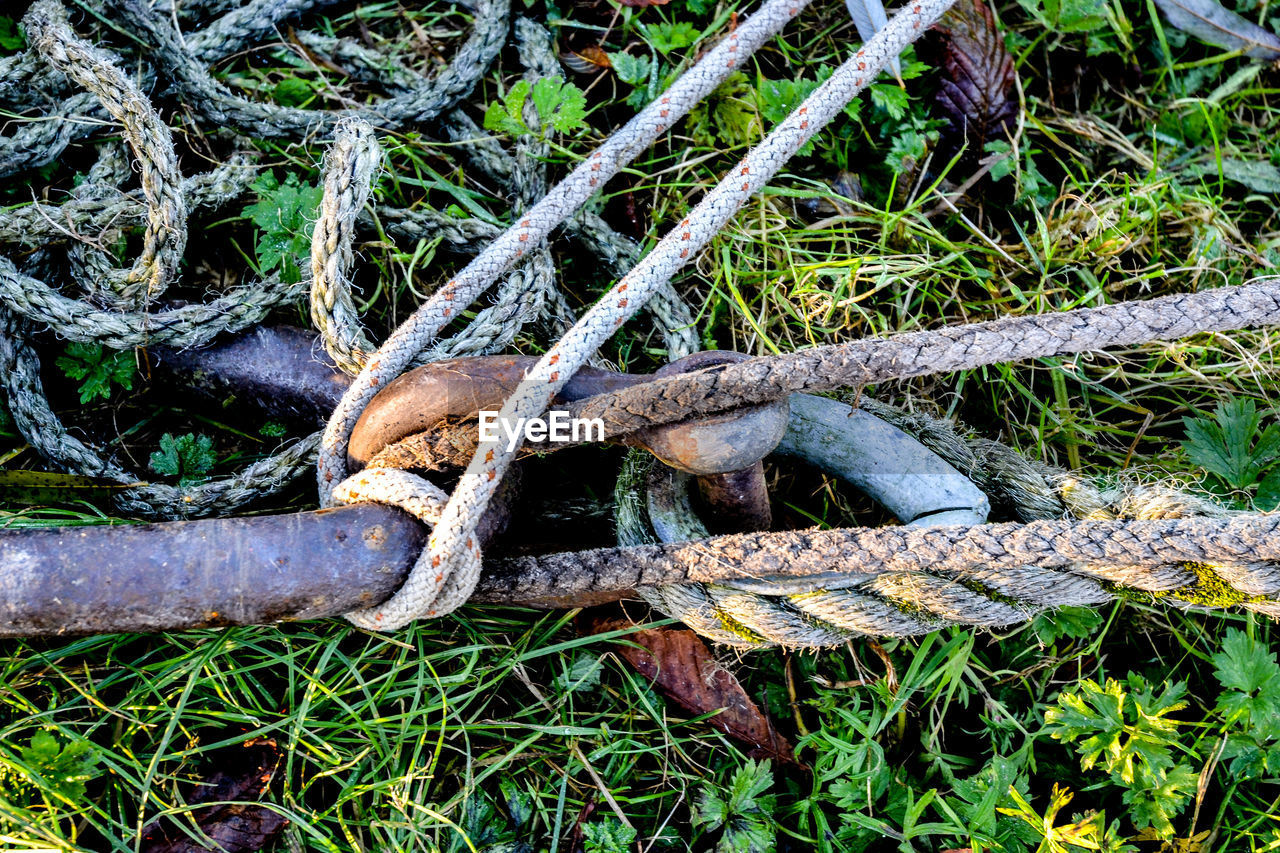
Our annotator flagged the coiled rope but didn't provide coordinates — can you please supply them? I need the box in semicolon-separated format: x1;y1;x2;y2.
0;0;689;519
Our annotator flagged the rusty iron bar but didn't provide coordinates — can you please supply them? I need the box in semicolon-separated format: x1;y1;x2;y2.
0;501;620;637
150;325;351;426
1;504;424;636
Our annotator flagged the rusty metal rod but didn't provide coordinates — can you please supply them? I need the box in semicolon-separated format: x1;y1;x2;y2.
150;325;351;425
0;504;424;636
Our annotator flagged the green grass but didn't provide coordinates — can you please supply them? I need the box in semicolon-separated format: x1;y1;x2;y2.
3;0;1280;848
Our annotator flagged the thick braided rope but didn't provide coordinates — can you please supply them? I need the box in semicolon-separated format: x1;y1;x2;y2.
364;406;1280;645
0;256;297;348
185;0;347;61
316;0;817;501
406;0;959;613
108;0;510;138
310;118;382;374
289;25;700;358
561;279;1280;437
493;514;1280;602
617;406;1277;647
365;278;1280;463
23;0;188;302
0;158;256;248
306;22;576;377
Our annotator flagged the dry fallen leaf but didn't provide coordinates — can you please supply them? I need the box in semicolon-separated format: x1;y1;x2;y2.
933;0;1018;157
569;45;613;72
1153;0;1280;61
140;738;287;853
582;613;799;765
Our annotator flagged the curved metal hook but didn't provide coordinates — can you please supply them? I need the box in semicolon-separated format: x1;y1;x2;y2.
646;393;990;595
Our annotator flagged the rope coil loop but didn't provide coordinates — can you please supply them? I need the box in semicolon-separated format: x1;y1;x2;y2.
24;0;188;304
332;467;483;628
106;0;511;138
310;117;382;375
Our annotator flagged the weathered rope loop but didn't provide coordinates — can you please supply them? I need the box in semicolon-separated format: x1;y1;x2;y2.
23;0;188;302
310;117;382;374
106;0;510;138
332;467;483;629
0;156;257;249
184;0;347;61
0;255;296;349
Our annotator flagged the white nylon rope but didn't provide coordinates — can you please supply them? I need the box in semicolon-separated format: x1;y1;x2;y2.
329;0;958;629
317;0;818;502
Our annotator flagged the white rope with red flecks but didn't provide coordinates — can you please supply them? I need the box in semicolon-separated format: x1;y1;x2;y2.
324;0;956;629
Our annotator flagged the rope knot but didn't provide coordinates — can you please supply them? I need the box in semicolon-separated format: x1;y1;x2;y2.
332;468;483;630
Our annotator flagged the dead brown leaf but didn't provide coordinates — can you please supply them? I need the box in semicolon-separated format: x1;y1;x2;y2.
932;0;1017;158
565;795;598;853
576;45;614;69
140;738;287;853
581;612;799;765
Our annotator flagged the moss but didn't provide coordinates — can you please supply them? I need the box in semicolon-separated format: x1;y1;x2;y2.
1099;579;1163;605
1172;563;1264;608
952;576;1024;609
713;609;768;645
1099;564;1261;609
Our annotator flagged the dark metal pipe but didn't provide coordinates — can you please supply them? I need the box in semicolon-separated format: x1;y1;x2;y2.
150;326;351;425
0;501;639;637
0;505;424;636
